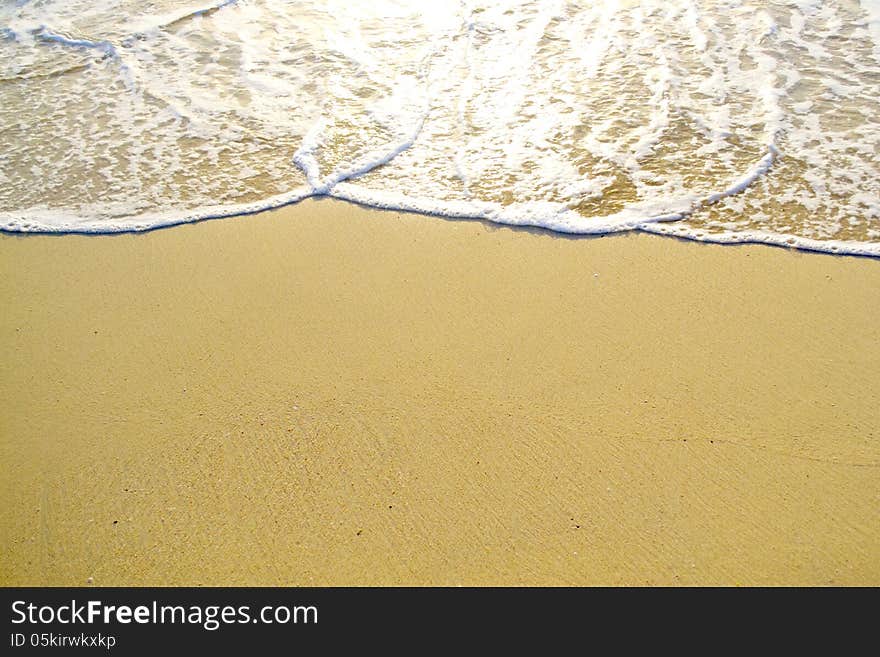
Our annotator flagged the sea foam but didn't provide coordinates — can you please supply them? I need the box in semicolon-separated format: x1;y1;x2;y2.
0;0;878;256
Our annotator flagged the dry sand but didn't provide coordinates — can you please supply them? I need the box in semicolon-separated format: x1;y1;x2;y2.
1;198;878;586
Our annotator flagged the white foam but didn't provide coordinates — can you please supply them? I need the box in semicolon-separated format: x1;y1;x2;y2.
861;0;880;62
0;186;314;234
0;0;878;258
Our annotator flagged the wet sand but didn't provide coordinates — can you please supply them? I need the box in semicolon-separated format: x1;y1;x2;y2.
1;198;878;585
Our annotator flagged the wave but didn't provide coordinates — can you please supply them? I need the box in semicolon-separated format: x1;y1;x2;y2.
0;0;878;257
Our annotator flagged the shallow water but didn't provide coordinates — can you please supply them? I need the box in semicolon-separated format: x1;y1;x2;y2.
1;0;878;255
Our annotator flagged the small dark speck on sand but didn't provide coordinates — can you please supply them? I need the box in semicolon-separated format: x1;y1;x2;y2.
112;520;118;525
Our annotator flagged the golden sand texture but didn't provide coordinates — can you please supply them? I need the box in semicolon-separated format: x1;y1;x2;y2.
1;199;878;586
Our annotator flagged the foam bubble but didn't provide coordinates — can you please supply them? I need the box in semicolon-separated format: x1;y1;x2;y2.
0;0;877;257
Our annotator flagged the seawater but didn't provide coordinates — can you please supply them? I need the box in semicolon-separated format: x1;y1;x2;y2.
1;0;878;256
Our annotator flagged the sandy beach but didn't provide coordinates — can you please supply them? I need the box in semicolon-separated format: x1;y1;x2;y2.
1;198;878;586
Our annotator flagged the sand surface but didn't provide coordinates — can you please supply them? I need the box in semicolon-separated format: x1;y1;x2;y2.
1;199;878;585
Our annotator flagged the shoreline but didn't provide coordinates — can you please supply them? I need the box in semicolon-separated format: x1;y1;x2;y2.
3;195;879;260
1;197;878;585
